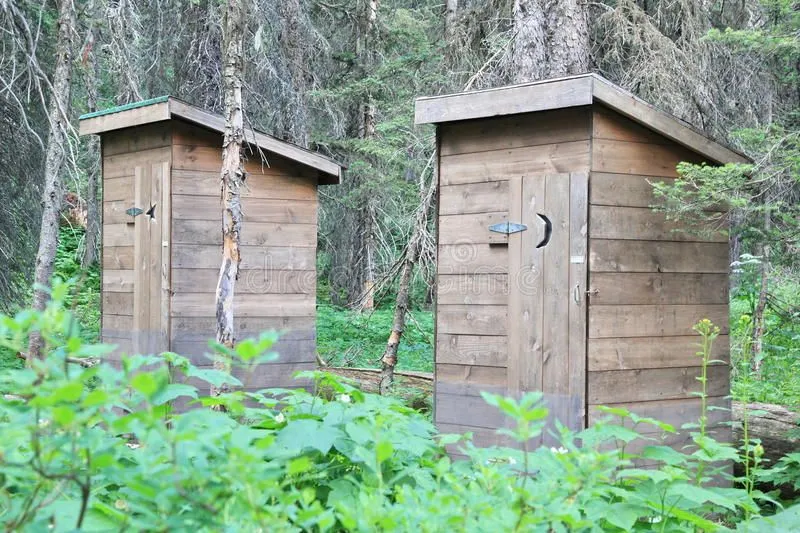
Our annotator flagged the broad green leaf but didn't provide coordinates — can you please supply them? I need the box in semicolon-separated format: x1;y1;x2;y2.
130;373;158;397
52;405;76;425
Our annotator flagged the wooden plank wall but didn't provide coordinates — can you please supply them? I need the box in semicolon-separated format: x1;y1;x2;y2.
170;120;317;394
435;107;592;446
587;105;731;448
101;123;172;362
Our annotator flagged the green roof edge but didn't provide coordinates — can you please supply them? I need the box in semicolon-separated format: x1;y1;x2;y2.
79;95;170;120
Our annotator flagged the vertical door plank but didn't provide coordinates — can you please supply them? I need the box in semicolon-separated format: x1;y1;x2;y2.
160;161;172;353
133;166;151;354
542;174;570;442
519;175;546;447
148;164;163;354
507;177;523;397
568;172;588;430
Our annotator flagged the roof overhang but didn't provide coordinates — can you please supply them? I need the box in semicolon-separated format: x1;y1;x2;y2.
415;73;750;165
79;96;343;185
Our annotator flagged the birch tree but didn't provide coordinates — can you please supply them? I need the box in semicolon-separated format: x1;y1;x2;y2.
28;0;76;360
212;0;246;399
379;156;436;394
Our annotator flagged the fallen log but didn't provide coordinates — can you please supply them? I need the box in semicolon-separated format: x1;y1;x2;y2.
732;401;799;466
322;368;799;461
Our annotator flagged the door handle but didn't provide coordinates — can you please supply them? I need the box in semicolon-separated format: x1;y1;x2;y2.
536;213;552;248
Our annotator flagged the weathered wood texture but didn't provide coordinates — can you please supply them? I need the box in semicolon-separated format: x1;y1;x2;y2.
169;119;318;377
434;108;591;439
586;107;731;439
433;103;733;452
99;118;323;390
100;126;172;361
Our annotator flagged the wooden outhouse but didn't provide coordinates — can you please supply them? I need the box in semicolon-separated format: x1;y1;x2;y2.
415;74;748;448
79;97;342;393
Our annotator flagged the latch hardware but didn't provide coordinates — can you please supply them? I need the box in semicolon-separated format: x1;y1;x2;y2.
488;221;527;235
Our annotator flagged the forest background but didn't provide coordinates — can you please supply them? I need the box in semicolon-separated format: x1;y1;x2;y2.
0;0;798;408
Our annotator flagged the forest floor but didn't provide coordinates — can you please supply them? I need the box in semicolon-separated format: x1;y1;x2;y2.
2;227;799;410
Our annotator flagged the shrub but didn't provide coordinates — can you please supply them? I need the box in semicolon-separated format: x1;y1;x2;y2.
0;282;797;531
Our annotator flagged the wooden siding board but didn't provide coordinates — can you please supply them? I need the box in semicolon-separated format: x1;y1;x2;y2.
568;172;589;429
592;106;669;145
440;140;591;186
437;274;508;305
436;364;507;393
104;147;172;178
132;166;151;354
436;304;507;336
101;122;172;156
590;205;727;242
172;169;316;199
170;316;315;342
588;304;729;338
588;335;730;371
438;244;508;275
438;181;509;215
103;176;134;202
173;245;316;270
436;334;508;367
173;194;317;224
434;213;510;245
171;293;315;318
172;268;316;295
589;240;730;273
168;100;341;180
102;269;134;292
172;219;316;247
588;365;730;404
591;78;749;164
438;107;591;156
589;273;728;305
172;338;317;366
506;176;524;398
103;246;135;270
436;392;506;429
588;396;730;431
542;173;571;433
592;139;705;177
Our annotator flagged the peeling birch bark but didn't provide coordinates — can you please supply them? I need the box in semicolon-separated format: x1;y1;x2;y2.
212;0;247;403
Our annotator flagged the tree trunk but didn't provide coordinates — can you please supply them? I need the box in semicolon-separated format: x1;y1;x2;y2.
28;0;75;361
512;0;589;83
355;1;379;312
512;0;547;82
82;28;100;269
277;0;309;147
751;209;771;377
545;0;589;77
379;159;436;394
212;0;246;401
445;0;458;37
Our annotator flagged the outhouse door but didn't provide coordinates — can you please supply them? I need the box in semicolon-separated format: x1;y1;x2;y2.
132;162;171;355
505;172;588;441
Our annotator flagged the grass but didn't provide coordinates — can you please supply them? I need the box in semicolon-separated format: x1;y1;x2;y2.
730;274;800;409
316;304;434;372
0;226;100;372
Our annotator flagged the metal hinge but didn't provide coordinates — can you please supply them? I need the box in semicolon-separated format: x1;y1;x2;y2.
488;221;527;235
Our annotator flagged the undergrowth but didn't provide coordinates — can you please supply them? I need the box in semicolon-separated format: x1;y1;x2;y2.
1;289;799;531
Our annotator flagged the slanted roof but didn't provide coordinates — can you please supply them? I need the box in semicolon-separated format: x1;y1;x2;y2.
415;73;750;165
79;96;343;184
